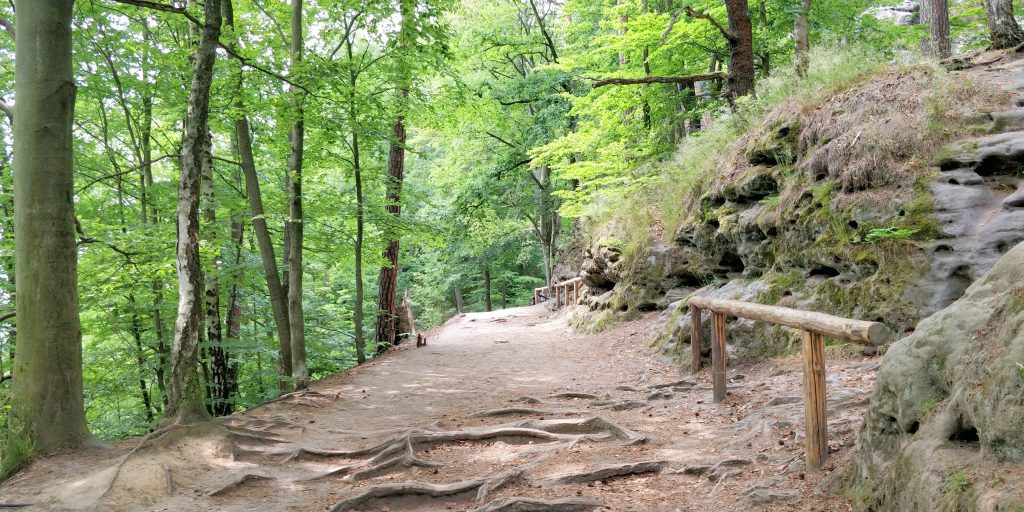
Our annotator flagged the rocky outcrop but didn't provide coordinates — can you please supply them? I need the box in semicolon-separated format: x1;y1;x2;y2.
867;1;920;26
571;56;1024;361
853;241;1024;511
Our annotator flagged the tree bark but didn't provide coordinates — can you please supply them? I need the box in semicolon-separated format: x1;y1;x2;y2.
224;0;292;393
724;0;755;98
983;0;1024;49
10;0;95;451
483;267;492;312
164;0;221;424
794;0;812;77
375;0;414;354
287;0;308;389
927;0;951;58
454;285;465;314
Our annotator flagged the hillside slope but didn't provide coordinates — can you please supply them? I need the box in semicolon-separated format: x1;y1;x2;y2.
571;51;1024;366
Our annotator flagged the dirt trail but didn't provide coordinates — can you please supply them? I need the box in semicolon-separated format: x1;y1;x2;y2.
0;305;878;511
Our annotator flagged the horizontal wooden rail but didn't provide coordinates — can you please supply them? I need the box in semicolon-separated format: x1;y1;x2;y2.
534;278;582;309
687;297;890;345
687;296;891;473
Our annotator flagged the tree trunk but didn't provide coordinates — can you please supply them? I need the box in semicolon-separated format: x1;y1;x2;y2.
454;285;465;313
724;0;755;98
483;267;492;312
928;0;951;58
224;0;292;393
375;0;414;354
794;0;812;77
10;0;95;451
287;0;308;389
200;125;233;416
140;78;168;407
164;0;221;424
984;0;1024;49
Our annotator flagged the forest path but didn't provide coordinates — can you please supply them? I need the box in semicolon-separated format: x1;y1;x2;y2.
0;305;878;511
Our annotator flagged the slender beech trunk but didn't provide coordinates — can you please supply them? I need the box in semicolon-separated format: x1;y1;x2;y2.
483;268;492;312
346;37;367;364
224;0;292;392
200;136;232;416
375;0;414;353
351;110;366;364
165;0;221;424
10;0;94;450
983;0;1024;49
724;0;755;98
287;0;308;389
140;81;168;407
794;0;812;77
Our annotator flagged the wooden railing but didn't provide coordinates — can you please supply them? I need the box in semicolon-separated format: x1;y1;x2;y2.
688;296;891;471
534;277;583;309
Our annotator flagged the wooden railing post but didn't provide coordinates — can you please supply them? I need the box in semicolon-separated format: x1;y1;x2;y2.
802;330;828;471
711;312;727;403
690;305;702;373
575;280;581;304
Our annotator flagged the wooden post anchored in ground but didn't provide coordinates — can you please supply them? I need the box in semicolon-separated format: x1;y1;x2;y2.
802;330;827;470
711;311;727;403
687;296;890;472
690;305;702;374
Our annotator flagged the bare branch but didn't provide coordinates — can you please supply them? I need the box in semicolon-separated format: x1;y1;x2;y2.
592;72;726;88
0;15;14;40
684;6;735;42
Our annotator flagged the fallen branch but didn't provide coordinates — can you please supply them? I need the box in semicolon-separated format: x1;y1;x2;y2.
592;73;725;88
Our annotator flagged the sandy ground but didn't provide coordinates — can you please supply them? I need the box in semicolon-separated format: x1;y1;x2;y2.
0;304;878;511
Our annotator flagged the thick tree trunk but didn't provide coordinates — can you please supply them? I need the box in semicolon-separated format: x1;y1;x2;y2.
165;0;221;424
483;267;492;312
984;0;1024;49
927;0;951;58
225;0;292;393
10;0;95;451
794;0;812;77
375;0;414;354
724;0;755;98
287;0;308;389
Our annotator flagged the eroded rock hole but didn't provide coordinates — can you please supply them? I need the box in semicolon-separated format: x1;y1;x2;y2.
707;218;720;229
809;265;841;278
949;422;979;443
976;155;1024;177
848;220;859;229
617;304;629;312
907;421;920;435
719;252;745;273
997;241;1010;254
766;226;778;237
933;244;954;254
948;178;960;185
638;303;659;312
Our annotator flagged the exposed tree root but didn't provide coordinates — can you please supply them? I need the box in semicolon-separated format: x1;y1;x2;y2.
506;416;647;445
471;496;604;512
648;380;695;389
329;467;526;512
209;473;274;496
549;392;600;400
471;407;586;418
536;460;669;487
